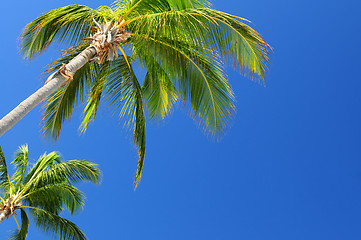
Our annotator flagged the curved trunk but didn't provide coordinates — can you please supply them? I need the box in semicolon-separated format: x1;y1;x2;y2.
0;47;96;137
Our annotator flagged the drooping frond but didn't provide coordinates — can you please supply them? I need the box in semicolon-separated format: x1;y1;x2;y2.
11;145;29;189
79;63;110;132
103;54;146;187
9;209;29;240
28;207;87;240
20;5;102;60
134;35;234;134
0;146;11;194
198;8;271;80
42;43;96;140
141;58;179;120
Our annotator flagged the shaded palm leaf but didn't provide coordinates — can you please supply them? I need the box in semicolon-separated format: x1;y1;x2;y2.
26;184;84;215
80;62;111;132
29;207;87;240
103;54;146;187
0;146;11;195
42;44;97;139
9;209;29;240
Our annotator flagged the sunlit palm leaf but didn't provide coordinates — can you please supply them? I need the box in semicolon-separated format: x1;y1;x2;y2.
20;5;102;60
142;60;179;120
11;145;29;190
120;0;172;19
23;152;62;187
128;8;270;80
134;35;234;134
24;160;100;197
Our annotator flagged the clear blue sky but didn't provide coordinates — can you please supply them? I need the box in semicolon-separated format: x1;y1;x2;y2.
1;0;361;239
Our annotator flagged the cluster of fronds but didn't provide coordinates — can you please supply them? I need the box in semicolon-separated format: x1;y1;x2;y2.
20;0;271;187
0;145;101;240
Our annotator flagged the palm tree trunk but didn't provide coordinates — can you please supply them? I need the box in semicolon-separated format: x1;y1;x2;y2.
0;209;10;223
0;47;96;137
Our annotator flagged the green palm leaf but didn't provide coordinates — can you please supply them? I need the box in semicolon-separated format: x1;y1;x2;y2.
42;44;98;139
29;207;87;240
20;5;102;60
17;0;271;186
25;160;101;194
0;146;11;195
128;7;270;80
11;145;29;190
26;184;84;215
23;152;61;187
134;35;234;133
9;209;29;240
103;54;146;187
1;146;101;239
141;58;179;120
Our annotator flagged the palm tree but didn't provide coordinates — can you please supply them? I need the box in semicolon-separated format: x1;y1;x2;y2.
0;0;271;186
0;145;101;240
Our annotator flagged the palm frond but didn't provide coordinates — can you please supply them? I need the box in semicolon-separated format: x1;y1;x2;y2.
20;5;102;60
9;209;29;240
128;8;271;80
23;152;61;187
134;34;234;134
168;0;211;10
200;8;271;80
121;0;172;19
0;146;11;195
80;62;111;132
25;184;85;215
103;54;146;187
141;56;179;120
25;185;64;215
42;43;96;140
11;145;29;190
30;160;101;188
28;207;87;240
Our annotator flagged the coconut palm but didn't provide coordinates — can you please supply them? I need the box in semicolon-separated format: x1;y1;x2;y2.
0;145;101;240
0;0;271;186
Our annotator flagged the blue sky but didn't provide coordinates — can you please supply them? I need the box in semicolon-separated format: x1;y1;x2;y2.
1;0;361;239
